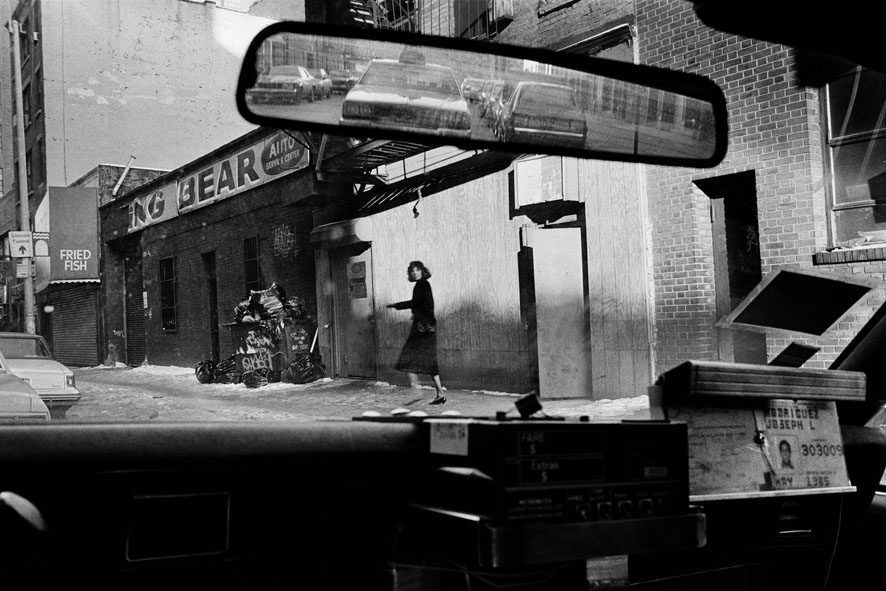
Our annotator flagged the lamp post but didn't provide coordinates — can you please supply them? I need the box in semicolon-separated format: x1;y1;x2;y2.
9;19;35;334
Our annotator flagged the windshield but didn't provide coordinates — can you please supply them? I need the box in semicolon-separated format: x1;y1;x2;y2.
516;84;578;109
0;336;51;359
357;61;461;95
3;1;883;428
267;65;304;77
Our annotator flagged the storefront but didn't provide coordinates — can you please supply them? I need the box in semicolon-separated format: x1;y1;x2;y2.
100;128;319;368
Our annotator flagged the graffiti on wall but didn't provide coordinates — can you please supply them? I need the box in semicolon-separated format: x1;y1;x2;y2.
273;223;298;258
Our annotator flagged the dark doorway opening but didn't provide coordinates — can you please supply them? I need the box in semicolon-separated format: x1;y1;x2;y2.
696;171;767;364
202;252;220;363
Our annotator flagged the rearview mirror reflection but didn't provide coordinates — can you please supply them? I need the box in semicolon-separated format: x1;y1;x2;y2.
237;23;727;166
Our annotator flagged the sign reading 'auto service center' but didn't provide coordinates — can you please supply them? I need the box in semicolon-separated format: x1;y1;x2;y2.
127;131;309;233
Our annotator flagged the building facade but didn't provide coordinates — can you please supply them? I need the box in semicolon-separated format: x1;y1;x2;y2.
636;0;886;374
0;0;305;355
100;128;317;368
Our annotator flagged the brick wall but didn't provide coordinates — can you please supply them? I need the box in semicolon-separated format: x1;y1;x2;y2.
102;169;316;368
494;0;631;48
637;0;835;374
140;176;316;367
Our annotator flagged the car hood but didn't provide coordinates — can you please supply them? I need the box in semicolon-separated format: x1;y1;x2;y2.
4;358;72;376
346;87;468;112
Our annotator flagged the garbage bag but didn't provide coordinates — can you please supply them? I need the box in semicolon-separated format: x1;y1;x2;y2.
282;352;326;384
195;360;216;384
195;354;241;384
242;370;269;389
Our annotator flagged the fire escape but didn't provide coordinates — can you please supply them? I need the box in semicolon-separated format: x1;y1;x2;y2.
308;0;515;218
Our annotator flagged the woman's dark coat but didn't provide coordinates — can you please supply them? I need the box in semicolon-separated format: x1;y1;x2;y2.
392;278;439;375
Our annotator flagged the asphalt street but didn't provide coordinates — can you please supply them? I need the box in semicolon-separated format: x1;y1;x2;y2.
66;364;651;423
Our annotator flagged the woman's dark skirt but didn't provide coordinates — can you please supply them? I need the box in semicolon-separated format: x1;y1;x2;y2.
396;324;439;375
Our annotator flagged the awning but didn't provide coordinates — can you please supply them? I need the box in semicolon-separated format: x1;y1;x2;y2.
310;217;374;248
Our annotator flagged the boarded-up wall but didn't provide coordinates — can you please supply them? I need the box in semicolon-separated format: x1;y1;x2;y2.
582;159;653;399
371;171;531;393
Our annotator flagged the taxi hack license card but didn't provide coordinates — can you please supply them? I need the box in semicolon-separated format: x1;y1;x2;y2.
661;398;853;500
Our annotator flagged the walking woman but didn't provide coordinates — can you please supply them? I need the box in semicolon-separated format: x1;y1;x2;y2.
387;260;446;404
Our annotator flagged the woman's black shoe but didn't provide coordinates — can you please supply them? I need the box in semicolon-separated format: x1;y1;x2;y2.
429;396;446;405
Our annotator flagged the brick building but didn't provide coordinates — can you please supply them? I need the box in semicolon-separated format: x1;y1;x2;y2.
100;128;317;367
636;0;886;374
391;0;886;391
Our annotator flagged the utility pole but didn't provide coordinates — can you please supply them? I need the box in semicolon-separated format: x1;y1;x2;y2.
9;19;35;334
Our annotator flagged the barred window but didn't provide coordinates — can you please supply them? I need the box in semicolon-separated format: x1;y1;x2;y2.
159;257;177;332
244;237;261;293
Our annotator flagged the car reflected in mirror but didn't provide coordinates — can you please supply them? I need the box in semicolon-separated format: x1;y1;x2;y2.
237;23;728;166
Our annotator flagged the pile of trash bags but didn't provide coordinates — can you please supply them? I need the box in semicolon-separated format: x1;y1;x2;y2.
233;282;306;323
195;350;326;387
195;281;326;387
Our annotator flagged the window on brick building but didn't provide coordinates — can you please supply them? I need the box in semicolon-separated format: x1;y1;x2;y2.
19;17;31;65
826;66;886;246
159;257;178;332
25;149;32;194
244;237;261;293
22;82;31;127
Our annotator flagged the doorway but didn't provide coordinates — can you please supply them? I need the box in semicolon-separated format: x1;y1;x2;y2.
697;171;767;364
202;252;220;362
331;244;377;378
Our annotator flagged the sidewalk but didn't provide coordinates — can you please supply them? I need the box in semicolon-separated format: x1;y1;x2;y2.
261;376;653;421
74;365;653;422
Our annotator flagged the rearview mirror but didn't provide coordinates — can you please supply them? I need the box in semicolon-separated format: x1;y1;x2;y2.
237;22;728;167
237;22;727;167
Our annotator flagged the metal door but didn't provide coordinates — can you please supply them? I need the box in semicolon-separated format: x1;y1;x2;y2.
124;254;147;366
331;246;377;378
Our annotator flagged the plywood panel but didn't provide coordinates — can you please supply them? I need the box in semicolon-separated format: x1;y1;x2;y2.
581;158;652;399
369;170;527;389
532;226;591;399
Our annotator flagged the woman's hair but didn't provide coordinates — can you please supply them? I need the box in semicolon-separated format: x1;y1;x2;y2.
407;260;431;281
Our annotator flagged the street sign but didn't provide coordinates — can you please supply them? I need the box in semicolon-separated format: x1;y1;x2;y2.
16;261;29;278
9;231;33;258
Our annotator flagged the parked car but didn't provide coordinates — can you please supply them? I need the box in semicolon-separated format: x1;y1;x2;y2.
496;81;587;148
306;68;333;99
0;372;50;422
245;64;319;104
329;68;358;93
0;332;80;418
340;57;471;138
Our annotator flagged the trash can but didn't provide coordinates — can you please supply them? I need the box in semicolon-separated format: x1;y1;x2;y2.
225;318;318;375
225;321;286;374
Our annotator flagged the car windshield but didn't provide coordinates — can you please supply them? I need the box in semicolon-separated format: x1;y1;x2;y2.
3;2;883;430
0;336;51;359
267;65;304;76
358;61;460;95
518;84;578;109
